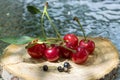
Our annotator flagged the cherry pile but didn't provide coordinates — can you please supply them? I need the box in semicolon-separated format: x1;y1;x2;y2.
26;33;95;64
26;2;95;64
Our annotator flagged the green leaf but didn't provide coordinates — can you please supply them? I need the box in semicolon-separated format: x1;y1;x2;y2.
27;6;41;14
0;36;35;44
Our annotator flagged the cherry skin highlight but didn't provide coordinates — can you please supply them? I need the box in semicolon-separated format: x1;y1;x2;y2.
45;46;60;61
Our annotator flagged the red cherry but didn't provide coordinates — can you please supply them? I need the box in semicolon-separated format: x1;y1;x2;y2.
63;34;78;49
59;46;72;58
27;43;46;59
72;47;88;64
45;46;60;61
79;39;95;54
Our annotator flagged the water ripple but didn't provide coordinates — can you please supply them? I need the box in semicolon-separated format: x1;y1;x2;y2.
23;0;120;53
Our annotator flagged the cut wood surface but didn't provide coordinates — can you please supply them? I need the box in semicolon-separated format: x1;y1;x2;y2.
0;37;119;80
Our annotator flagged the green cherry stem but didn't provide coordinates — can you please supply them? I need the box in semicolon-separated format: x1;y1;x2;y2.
73;17;87;41
44;2;64;42
61;45;76;53
41;6;47;39
44;2;75;53
46;38;61;41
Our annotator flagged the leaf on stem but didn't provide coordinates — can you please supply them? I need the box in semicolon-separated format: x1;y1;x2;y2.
0;36;35;44
27;6;41;14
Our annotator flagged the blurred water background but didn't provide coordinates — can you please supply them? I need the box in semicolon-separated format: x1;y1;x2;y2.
0;0;120;79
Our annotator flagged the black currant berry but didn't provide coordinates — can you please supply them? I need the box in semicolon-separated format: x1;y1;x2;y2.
64;62;71;69
57;66;64;72
43;65;48;71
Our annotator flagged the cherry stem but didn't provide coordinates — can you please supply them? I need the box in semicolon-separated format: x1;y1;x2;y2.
73;17;87;41
61;45;76;53
44;2;64;42
41;5;47;39
46;38;61;41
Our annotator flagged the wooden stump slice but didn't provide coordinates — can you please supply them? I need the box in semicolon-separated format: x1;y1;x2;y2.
0;37;119;80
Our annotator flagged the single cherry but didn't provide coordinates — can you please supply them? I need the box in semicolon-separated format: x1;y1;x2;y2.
73;17;95;54
27;43;46;59
63;33;78;49
72;46;88;64
79;39;95;54
59;46;72;58
45;46;60;61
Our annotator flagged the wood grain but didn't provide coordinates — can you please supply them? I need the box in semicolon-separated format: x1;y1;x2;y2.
0;37;119;80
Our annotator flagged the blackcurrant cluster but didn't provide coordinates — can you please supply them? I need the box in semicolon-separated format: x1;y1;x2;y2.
42;62;71;72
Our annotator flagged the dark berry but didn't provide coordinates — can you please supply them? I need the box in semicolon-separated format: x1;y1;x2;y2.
64;62;71;69
43;65;48;71
57;66;64;72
